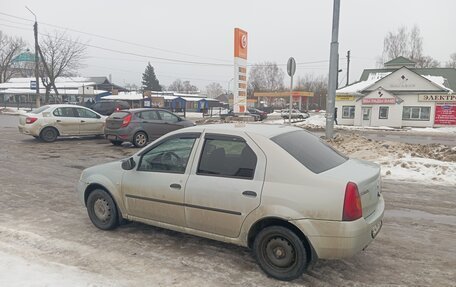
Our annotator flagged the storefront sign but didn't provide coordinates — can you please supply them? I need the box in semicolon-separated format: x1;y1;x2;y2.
419;94;456;102
336;95;355;101
362;98;396;104
233;28;248;113
435;103;456;125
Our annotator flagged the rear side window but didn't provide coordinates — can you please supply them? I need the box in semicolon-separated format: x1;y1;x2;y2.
271;130;347;174
197;135;257;179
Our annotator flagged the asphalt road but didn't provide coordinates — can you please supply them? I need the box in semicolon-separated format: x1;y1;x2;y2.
0;115;455;286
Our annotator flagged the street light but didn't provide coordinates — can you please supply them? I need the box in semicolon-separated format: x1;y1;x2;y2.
25;6;40;108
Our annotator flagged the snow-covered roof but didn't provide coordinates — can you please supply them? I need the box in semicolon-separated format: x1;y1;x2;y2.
0;88;107;95
0;77;97;89
422;75;453;92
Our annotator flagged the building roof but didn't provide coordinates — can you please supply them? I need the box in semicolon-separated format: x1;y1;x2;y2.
359;67;456;91
384;56;416;68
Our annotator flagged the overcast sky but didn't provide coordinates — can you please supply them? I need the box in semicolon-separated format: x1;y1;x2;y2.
1;0;455;91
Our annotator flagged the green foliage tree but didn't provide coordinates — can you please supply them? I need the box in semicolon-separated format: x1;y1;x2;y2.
141;62;162;91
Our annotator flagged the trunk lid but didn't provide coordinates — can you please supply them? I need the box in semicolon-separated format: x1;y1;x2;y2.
106;111;130;129
322;158;381;219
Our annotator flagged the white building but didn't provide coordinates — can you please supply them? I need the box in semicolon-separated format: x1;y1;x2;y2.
336;57;456;128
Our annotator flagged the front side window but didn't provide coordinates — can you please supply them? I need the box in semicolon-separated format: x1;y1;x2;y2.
158;111;179;123
138;136;197;173
53;107;77;117
379;107;389;119
402;106;430;121
197;135;257;179
76;108;98;118
342;106;355;119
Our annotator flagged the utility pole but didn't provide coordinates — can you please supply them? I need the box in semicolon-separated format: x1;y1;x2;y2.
325;0;340;139
26;6;40;108
346;50;351;86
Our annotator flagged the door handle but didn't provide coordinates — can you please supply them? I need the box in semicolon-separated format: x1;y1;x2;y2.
56;120;61;123
242;190;257;197
80;120;86;123
170;183;181;189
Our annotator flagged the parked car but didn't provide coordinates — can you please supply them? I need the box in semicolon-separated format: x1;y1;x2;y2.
220;109;260;121
91;100;130;116
248;108;268;121
104;108;194;147
77;124;384;281
281;109;310;119
18;104;106;142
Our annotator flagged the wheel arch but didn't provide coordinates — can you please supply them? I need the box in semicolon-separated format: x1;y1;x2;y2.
247;217;316;264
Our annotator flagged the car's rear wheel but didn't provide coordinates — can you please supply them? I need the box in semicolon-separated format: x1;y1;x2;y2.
253;226;308;281
110;140;122;146
40;127;58;142
86;189;118;230
133;131;148;148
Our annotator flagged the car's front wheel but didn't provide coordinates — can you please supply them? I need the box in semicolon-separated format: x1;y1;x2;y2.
133;131;148;148
40;127;58;142
86;189;119;230
253;226;308;281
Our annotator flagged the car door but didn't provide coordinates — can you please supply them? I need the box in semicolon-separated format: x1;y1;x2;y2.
137;110;162;140
75;107;104;135
184;132;266;238
157;110;183;134
121;133;201;227
52;107;80;135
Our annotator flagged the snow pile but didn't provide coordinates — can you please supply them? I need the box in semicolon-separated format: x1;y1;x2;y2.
409;127;456;134
0;107;28;115
327;133;456;185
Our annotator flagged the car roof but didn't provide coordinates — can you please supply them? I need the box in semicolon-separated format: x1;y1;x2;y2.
41;104;89;109
182;123;301;139
126;108;172;113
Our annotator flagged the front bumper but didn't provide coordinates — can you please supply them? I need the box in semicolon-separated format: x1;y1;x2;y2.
76;179;89;206
292;195;384;259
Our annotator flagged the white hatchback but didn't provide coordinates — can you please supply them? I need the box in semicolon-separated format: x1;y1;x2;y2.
18;104;106;142
77;124;384;280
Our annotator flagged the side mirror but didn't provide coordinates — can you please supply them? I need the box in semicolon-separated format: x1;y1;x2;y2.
121;157;136;170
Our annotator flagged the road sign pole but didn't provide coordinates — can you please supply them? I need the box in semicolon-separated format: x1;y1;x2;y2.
287;57;296;124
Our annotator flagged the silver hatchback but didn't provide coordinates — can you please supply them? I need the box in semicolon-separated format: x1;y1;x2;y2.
104;108;194;147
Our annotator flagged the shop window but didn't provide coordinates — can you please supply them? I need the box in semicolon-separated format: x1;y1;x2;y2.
342;106;355;119
402;106;430;121
379;107;389;119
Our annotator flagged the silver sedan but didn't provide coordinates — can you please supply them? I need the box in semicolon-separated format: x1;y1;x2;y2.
77;124;384;281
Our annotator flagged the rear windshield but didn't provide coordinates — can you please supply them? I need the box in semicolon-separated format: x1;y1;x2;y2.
271;130;347;174
109;111;130;119
31;105;51;114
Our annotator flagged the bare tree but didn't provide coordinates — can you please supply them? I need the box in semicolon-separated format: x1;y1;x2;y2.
168;79;184;92
382;25;439;68
248;62;284;95
446;53;456;68
38;32;86;103
295;74;328;109
182;80;198;94
205;82;224;98
0;31;26;83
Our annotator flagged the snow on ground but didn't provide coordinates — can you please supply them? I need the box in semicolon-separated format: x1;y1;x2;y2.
0;250;120;287
327;133;456;185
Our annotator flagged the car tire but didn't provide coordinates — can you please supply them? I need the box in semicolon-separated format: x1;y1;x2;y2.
133;131;148;148
86;189;119;230
110;140;122;146
40;127;58;142
253;226;308;281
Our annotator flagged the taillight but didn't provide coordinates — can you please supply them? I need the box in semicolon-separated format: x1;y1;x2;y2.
342;182;362;221
26;117;38;124
116;107;120;111
120;114;132;127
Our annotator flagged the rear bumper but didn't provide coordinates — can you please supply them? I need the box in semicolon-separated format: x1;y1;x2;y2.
104;128;133;142
292;195;384;259
18;124;40;136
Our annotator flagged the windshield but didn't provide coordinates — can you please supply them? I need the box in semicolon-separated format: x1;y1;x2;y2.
271;130;347;174
31;105;51;114
109;111;130;119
